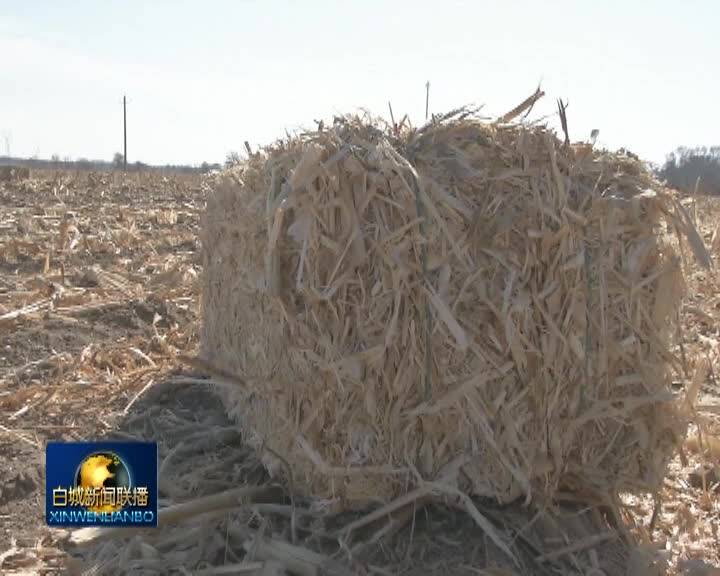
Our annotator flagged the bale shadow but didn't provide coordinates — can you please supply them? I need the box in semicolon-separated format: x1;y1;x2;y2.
63;376;267;574
62;375;642;576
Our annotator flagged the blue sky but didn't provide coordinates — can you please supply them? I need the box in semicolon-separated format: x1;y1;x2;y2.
0;0;717;166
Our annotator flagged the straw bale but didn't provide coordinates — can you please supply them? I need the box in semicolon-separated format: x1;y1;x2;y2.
200;111;699;509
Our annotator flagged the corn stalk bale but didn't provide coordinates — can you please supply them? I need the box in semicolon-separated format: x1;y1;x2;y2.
200;112;695;510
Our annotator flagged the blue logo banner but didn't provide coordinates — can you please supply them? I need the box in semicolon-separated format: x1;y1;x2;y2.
45;441;158;527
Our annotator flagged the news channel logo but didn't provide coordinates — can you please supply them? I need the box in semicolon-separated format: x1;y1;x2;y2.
46;441;158;527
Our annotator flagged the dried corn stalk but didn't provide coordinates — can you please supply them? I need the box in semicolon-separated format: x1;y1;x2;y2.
201;110;702;509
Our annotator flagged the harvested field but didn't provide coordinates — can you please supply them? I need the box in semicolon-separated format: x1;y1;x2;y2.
0;170;204;573
0;164;718;575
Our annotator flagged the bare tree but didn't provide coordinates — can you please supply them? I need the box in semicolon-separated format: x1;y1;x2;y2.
659;146;720;195
225;151;241;168
112;152;125;169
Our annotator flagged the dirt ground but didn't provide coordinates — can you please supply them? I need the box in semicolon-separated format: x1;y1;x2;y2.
0;170;204;573
0;171;718;575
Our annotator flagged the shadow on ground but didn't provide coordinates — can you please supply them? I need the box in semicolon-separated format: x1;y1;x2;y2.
61;376;640;576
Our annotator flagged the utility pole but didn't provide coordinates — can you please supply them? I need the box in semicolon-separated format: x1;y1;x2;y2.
123;95;127;170
425;81;430;121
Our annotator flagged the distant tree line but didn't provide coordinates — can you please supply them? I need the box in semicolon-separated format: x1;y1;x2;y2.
0;153;222;175
657;146;720;195
5;146;719;193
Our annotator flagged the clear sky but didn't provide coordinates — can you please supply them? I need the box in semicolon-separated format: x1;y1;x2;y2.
0;0;717;166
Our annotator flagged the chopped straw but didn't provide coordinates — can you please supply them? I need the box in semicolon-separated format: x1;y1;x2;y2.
200;105;708;512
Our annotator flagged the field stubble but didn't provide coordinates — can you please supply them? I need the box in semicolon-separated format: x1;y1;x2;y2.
0;170;717;575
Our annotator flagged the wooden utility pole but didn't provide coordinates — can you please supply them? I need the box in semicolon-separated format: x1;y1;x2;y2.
425;81;430;121
123;95;127;170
